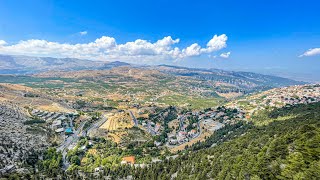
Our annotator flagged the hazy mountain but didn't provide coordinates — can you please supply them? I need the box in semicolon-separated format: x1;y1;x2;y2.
0;54;305;92
0;54;130;74
151;65;306;92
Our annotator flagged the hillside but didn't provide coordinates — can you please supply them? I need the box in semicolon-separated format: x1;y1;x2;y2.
0;61;315;179
0;102;49;173
0;77;318;179
94;102;320;179
153;65;305;94
227;84;320;122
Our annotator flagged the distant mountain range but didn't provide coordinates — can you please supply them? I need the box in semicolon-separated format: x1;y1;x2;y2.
0;54;306;91
0;54;130;74
149;65;306;92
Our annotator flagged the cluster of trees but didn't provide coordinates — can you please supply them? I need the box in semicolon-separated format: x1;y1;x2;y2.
189;120;253;151
64;136;164;173
185;115;199;131
38;147;63;177
23;118;46;125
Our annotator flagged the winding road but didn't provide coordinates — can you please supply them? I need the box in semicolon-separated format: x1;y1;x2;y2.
57;115;108;169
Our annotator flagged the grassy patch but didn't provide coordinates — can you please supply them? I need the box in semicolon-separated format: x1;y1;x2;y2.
158;94;222;109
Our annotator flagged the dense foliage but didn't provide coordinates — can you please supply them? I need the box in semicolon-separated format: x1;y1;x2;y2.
38;148;64;177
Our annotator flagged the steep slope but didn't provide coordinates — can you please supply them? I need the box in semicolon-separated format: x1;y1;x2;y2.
0;102;49;175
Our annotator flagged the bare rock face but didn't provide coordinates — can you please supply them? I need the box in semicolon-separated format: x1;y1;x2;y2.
0;102;49;174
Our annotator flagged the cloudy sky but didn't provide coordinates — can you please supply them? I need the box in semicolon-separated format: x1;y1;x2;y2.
0;0;319;81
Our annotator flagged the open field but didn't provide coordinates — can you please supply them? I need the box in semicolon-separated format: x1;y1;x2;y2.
100;112;133;131
157;94;223;109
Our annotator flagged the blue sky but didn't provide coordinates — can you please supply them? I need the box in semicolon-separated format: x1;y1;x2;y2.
0;0;319;81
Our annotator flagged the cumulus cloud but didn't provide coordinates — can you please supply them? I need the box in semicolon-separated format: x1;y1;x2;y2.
220;52;231;58
203;34;228;53
300;48;320;57
0;34;228;62
183;43;202;57
79;31;88;36
0;40;7;46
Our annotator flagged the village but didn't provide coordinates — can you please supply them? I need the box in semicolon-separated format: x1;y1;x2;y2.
165;106;244;147
30;109;79;135
133;104;246;148
228;84;320;116
2;81;320;176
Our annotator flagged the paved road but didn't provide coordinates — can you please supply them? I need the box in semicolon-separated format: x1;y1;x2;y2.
86;115;108;135
60;115;108;169
128;110;138;127
147;121;156;135
57;120;86;169
192;120;203;139
178;115;185;131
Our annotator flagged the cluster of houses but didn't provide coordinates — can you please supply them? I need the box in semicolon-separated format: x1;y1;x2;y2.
168;130;198;145
168;107;243;146
198;107;245;124
31;109;78;135
230;84;320;112
168;114;199;145
273;85;320;106
140;120;162;136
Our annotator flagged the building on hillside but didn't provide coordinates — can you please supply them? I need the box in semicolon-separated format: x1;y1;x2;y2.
57;115;67;121
154;123;161;132
51;119;62;130
55;127;64;133
188;129;197;137
94;167;103;172
154;141;162;147
65;127;73;135
169;138;178;145
121;156;135;165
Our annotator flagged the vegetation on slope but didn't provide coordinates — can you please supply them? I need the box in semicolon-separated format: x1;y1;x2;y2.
131;102;320;179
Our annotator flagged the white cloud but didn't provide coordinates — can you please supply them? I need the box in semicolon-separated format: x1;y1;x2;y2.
0;40;7;46
300;48;320;57
220;52;231;58
0;34;228;62
79;31;88;36
183;43;201;57
203;34;228;53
